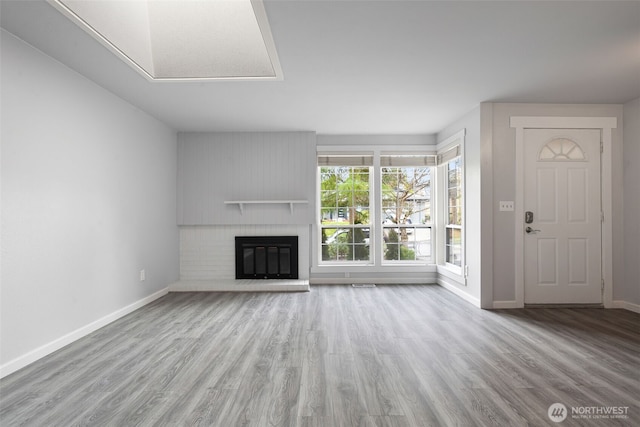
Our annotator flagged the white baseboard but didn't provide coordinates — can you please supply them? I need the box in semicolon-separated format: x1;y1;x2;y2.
492;300;521;309
309;277;436;285
0;287;169;379
612;300;640;313
170;279;310;292
492;300;638;311
436;277;481;308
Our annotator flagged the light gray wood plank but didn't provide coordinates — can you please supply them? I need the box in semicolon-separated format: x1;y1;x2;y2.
297;330;329;417
260;367;301;427
352;350;406;417
378;354;442;427
1;285;638;426
326;353;368;427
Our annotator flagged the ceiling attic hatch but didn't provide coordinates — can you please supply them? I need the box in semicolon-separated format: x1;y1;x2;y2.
48;0;283;81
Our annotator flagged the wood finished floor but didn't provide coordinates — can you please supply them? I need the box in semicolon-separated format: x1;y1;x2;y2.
1;285;639;426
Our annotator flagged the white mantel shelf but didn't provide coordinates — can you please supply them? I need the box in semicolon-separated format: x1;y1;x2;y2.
224;200;308;215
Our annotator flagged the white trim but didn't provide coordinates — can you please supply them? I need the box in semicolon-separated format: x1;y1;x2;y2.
311;265;436;274
310;276;437;285
315;145;437;269
480;103;494;308
0;288;169;379
436;129;466;152
373;150;382;267
437;264;465;284
513;123;526;307
317;145;434;154
436;130;466;279
492;300;520;309
250;0;285;80
612;300;640;314
47;0;283;82
47;0;155;81
170;280;309;292
601;126;615;309
510;116;617;308
437;275;480;307
510;116;617;130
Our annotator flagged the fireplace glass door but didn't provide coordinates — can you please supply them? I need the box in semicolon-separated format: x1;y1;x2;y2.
235;236;298;279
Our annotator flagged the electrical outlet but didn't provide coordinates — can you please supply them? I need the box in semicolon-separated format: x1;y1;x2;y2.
139;269;146;281
499;201;514;211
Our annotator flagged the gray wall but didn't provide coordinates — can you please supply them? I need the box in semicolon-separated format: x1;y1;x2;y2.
437;107;483;305
623;98;640;305
177;132;316;225
1;31;179;371
488;103;624;303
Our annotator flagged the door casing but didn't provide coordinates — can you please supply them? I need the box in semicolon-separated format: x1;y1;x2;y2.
510;116;617;308
523;128;602;304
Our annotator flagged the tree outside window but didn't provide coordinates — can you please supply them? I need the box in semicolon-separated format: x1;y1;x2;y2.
320;166;371;262
445;157;462;267
381;166;432;262
318;152;441;266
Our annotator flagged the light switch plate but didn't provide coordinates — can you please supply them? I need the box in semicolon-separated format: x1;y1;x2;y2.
499;201;514;211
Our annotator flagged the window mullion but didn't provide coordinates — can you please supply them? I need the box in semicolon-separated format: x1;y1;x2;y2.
373;151;382;267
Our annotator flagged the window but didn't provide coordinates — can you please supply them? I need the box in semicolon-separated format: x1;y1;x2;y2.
539;138;586;161
319;156;372;262
316;135;464;275
445;157;462;267
437;132;464;274
381;156;433;262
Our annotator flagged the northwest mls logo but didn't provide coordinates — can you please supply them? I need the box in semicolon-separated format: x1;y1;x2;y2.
548;403;630;422
548;403;568;423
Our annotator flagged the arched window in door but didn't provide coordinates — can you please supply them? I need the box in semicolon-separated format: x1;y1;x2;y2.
538;138;586;161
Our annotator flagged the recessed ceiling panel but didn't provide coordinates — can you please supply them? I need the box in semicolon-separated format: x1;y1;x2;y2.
49;0;282;81
147;0;274;79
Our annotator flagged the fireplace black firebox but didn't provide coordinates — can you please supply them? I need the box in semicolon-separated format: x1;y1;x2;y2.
235;236;298;279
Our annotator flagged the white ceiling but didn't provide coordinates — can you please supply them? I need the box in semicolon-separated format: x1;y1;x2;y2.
1;0;639;135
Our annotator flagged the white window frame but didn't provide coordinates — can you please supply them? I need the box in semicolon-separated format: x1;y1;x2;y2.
435;130;466;280
317;154;374;265
380;155;435;265
313;146;437;274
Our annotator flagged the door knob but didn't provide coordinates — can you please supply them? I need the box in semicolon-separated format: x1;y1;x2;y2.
525;226;541;234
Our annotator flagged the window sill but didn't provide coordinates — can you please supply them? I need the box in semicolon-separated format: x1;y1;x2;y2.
312;264;436;274
437;264;465;285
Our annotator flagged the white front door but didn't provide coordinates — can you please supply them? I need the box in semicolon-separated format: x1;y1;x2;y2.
523;128;602;304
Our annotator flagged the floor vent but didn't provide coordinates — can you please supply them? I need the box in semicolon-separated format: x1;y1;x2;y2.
352;284;376;288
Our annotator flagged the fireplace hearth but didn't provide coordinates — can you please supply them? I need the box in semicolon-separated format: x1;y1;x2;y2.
235;236;298;279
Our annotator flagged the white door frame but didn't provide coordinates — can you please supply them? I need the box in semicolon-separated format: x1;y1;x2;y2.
510;116;617;308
